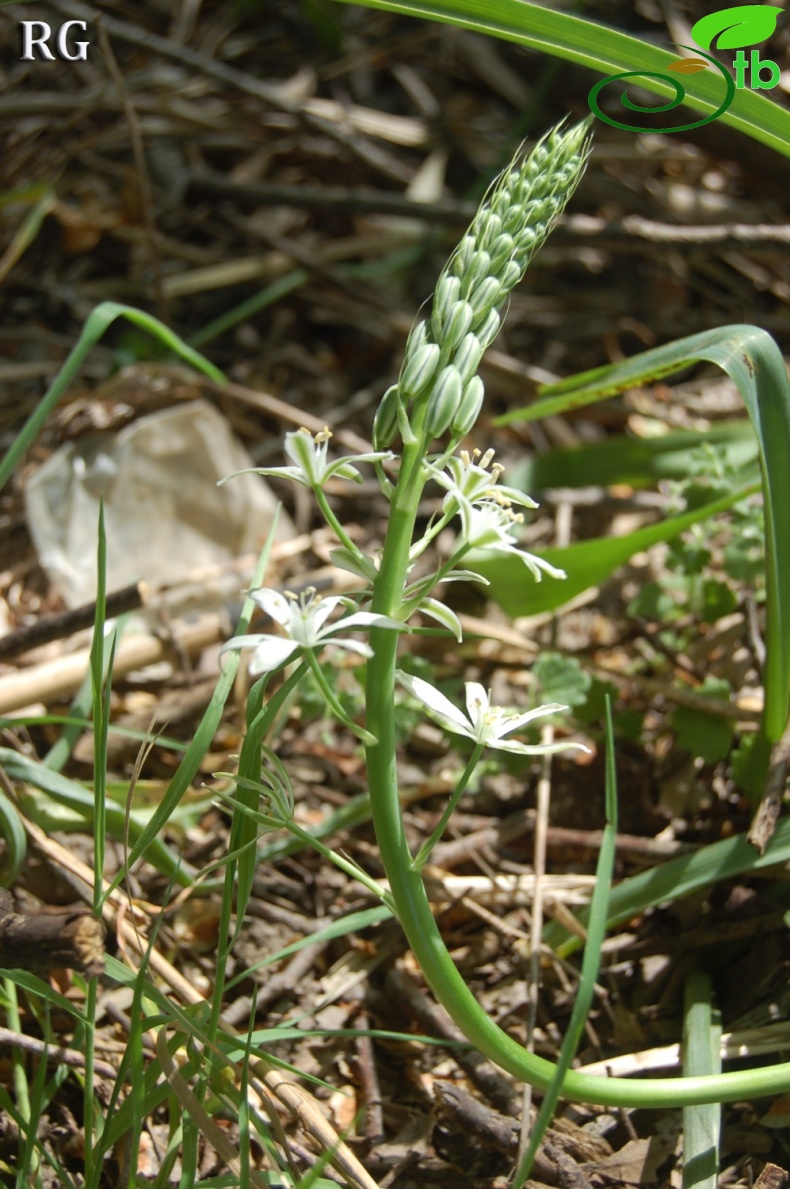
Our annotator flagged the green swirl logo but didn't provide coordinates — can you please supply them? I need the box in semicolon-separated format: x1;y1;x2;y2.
588;46;735;134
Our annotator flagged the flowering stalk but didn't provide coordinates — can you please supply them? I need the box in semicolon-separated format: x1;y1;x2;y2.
223;118;790;1106
361;120;790;1109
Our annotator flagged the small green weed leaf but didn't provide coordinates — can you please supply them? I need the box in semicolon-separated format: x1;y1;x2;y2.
533;652;591;709
628;580;680;622
691;5;781;50
671;678;734;764
700;576;738;624
724;521;765;583
666;534;709;575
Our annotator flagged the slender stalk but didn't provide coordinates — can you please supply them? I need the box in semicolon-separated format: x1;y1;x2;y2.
363;122;790;1110
412;744;484;871
365;487;790;1103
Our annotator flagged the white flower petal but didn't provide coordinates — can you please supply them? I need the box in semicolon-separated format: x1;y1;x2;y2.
464;682;490;732
311;596;343;635
496;739;591;756
396;671;473;735
226;464;306;486
515;550;566;581
249;637;299;674
496;484;539;509
252;588;293;625
327;461;364;483
494;702;567;736
221;632;269;654
284;429;321;484
489;738;584;756
328;548;379;581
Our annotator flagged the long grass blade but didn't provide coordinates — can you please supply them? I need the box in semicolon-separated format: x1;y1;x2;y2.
0;302;224;495
682;968;722;1189
544;812;790;956
335;0;790;156
496;325;790;743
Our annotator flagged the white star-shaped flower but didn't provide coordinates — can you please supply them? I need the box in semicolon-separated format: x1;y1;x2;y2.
462;501;566;582
396;671;588;756
428;448;537;513
229;427;393;489
223;587;402;675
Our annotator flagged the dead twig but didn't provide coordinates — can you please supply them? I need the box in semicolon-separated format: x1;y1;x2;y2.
0;887;105;977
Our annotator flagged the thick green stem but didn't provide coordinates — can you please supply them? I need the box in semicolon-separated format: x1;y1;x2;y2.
364;446;790;1109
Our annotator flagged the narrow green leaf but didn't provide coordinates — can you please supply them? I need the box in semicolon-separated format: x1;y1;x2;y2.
0;302;224;496
0;785;26;884
544;813;790;956
496;325;790;743
511;423;757;492
682;968;722;1189
473;482;756;616
336;0;790;157
0;749;183;881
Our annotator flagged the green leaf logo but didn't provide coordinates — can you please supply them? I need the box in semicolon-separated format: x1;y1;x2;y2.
691;4;781;50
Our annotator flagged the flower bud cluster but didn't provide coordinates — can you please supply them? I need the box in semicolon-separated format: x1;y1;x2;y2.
373;118;591;449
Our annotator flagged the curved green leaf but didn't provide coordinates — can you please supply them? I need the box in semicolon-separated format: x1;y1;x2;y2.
511;422;757;492
495;325;790;744
0;785;26;884
336;0;790;157
544;812;790;957
471;482;756;616
0;748;185;882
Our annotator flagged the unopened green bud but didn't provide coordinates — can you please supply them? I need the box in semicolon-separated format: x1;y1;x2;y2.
469;276;502;318
451;375;485;438
434;274;461;323
490;233;515;270
467;249;492;287
373;384;402;450
405;319;429;356
491;191;513;222
442;300;474;351
453;332;485;383
500;260;522;291
476;213;502;251
425;365;463;437
514;227;538;261
401;342;441;398
475;309;501;349
452;235;477;278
